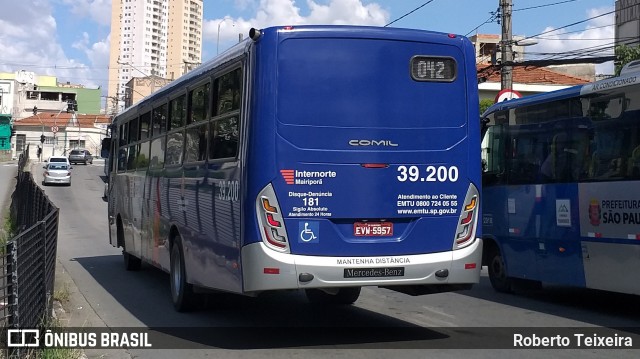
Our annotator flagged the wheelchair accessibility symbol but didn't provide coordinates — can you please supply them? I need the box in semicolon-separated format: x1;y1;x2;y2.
299;221;319;243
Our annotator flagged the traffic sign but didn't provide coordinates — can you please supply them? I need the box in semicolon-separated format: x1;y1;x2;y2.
495;89;522;103
51;126;59;133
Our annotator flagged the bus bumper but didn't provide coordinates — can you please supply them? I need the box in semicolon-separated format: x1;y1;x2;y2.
242;237;482;293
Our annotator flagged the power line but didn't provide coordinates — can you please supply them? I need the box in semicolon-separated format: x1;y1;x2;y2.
522;0;640;43
0;61;190;76
523;9;614;41
533;24;615;40
385;0;437;27
513;0;578;12
465;13;499;37
464;0;578;38
475;3;625;74
529;38;640;62
509;3;640;70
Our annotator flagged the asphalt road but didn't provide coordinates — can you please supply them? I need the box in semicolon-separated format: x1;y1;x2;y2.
25;161;640;359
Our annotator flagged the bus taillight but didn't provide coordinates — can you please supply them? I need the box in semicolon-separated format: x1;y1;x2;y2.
257;184;290;253
454;184;479;250
266;213;281;227
262;198;278;212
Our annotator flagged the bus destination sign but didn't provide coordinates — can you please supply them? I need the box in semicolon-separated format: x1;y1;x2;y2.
410;56;456;82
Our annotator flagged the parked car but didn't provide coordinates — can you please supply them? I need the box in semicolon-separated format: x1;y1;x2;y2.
46;155;71;166
43;162;72;186
69;149;93;165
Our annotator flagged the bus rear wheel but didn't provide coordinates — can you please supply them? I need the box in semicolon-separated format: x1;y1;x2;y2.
170;236;197;312
488;247;513;293
305;287;361;305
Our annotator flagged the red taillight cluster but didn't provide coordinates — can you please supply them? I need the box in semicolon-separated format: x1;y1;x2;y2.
257;184;290;252
454;185;479;249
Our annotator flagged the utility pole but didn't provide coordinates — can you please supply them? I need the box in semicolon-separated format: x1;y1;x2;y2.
66;99;78;154
500;0;513;90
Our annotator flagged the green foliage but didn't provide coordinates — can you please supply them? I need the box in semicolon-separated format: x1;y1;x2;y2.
615;44;640;75
0;211;16;254
134;153;149;168
480;99;495;116
38;346;82;359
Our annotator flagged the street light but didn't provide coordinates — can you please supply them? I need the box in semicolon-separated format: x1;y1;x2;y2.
33;106;46;159
122;85;146;98
217;17;235;55
117;60;149;78
118;60;158;100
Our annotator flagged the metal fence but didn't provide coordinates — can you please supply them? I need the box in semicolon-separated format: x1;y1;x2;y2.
0;144;60;358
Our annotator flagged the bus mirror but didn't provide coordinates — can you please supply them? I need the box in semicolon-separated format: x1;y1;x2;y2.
481;118;490;136
101;137;111;158
249;28;262;41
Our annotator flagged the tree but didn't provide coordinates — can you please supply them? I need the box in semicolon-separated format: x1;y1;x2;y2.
480;99;494;116
614;44;640;75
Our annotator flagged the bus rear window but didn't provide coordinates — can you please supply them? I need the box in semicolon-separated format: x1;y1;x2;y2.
277;38;466;129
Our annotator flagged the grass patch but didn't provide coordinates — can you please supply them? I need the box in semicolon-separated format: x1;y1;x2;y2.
12;317;83;359
0;211;17;255
53;283;71;304
21;346;82;359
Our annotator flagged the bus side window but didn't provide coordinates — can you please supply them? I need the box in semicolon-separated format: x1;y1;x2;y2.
481;125;505;185
149;136;166;169
184;123;208;162
589;129;625;180
127;145;138;171
165;131;184;166
209;116;239;160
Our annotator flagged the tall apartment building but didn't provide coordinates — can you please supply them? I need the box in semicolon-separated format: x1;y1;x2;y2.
107;0;203;114
616;0;640;47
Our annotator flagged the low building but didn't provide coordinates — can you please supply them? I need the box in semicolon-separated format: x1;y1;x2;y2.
122;76;172;109
477;64;591;102
471;33;596;102
0;71;101;121
13;113;111;161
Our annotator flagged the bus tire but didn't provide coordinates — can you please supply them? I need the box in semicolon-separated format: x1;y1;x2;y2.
488;246;513;293
305;287;361;305
118;219;141;271
170;236;197;312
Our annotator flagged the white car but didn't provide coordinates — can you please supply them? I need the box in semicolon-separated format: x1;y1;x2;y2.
46;155;71;166
43;162;72;186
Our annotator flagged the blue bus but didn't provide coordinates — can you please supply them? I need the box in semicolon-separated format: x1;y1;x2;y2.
107;25;482;311
481;64;640;295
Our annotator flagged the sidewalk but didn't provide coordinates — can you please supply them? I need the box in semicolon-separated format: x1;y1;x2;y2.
1;159;131;358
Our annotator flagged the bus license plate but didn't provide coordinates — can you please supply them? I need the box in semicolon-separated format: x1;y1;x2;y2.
354;222;393;237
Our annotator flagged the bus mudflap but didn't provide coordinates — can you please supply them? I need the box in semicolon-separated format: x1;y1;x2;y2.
380;283;473;296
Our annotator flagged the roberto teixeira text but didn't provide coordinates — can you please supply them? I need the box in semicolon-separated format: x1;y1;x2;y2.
513;332;633;348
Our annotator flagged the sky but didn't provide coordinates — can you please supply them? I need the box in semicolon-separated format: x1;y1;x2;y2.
0;0;618;104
